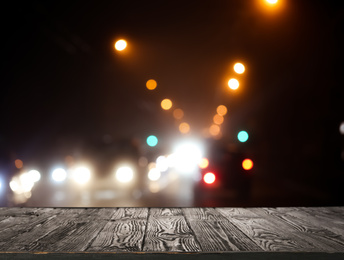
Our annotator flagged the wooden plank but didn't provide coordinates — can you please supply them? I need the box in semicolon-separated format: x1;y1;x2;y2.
183;208;262;251
217;208;319;252
143;208;201;252
87;208;148;251
251;208;344;252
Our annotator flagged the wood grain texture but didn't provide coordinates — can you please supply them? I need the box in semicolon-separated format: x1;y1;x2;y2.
143;208;201;252
183;208;262;251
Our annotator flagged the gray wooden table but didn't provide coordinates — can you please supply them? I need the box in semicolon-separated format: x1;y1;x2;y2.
0;207;343;259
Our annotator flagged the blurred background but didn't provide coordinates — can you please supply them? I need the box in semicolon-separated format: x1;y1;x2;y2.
0;0;343;207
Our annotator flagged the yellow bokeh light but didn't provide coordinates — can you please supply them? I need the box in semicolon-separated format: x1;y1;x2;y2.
228;78;239;90
173;108;184;120
179;122;190;134
213;114;224;125
209;124;221;136
15;159;23;169
114;39;127;51
266;0;278;4
242;159;254;170
146;79;157;90
234;63;245;74
216;105;228;116
161;99;172;110
199;158;209;169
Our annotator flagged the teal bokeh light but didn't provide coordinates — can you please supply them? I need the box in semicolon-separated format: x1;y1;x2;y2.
237;131;249;142
146;135;158;147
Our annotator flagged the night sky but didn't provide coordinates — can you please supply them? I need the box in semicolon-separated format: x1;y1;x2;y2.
1;0;343;204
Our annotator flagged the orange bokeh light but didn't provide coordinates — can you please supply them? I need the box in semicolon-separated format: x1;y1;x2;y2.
173;108;184;120
179;122;190;134
204;172;215;184
216;105;227;116
161;99;172;110
199;158;209;169
209;124;221;136
114;39;127;51
15;159;23;169
146;79;157;90
242;159;254;170
213;114;224;125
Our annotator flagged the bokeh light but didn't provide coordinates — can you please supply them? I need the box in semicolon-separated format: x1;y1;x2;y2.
242;159;254;170
156;155;169;172
15;159;23;169
148;168;161;181
147;135;158;147
179;122;190;134
19;173;35;192
228;78;239;90
237;131;249;142
52;168;67;182
213;114;224;125
209;124;221;136
203;172;216;184
173;108;184;120
266;0;278;4
216;105;228;116
114;39;127;51
115;166;134;183
340;122;344;135
73;167;91;184
28;170;41;182
172;141;203;173
234;62;245;74
146;79;157;90
199;158;209;169
161;98;173;110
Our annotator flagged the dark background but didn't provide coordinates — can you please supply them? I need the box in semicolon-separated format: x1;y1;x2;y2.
1;0;343;206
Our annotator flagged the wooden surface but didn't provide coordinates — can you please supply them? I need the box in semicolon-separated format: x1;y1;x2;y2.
0;207;344;259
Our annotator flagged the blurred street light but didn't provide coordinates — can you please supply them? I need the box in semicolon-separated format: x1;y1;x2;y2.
242;159;254;170
228;78;239;90
216;105;228;116
173;108;184;120
234;63;245;74
147;135;158;147
114;39;127;51
238;130;249;142
161;98;173;110
204;172;216;184
115;166;134;183
146;79;157;90
52;168;67;182
179;122;190;134
73;166;91;184
266;0;278;4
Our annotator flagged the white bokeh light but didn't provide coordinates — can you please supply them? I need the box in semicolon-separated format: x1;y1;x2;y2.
148;168;161;181
52;168;67;182
115;166;134;183
156;155;169;172
73;167;91;184
28;170;41;182
172;140;204;173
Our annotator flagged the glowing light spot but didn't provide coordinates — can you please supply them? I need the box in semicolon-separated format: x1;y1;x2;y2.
149;182;160;193
28;170;41;182
15;159;23;169
204;172;216;184
173;108;184;120
228;78;239;90
217;105;228;116
52;168;67;182
156;156;168;172
199;158;209;169
114;39;127;51
213;114;224;125
147;135;158;147
146;79;157;90
266;0;278;4
9;180;19;193
19;173;34;192
234;62;245;74
209;124;221;136
340;122;344;135
242;159;254;170
73;167;91;184
179;122;190;134
172;141;203;173
237;131;249;142
115;166;133;183
148;168;161;181
161;99;172;110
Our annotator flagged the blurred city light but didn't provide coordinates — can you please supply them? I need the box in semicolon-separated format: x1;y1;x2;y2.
242;159;254;170
19;173;35;192
203;172;216;184
146;135;158;147
161;98;173;110
173;108;184;120
237;130;249;142
9;179;20;193
209;124;221;136
266;0;278;4
115;166;134;183
156;155;169;172
198;158;209;169
179;122;190;134
73;166;91;184
146;79;157;90
213;114;224;125
228;78;239;90
216;105;228;116
28;170;41;182
114;39;127;51
148;168;161;181
172;140;203;173
234;62;245;74
52;168;67;182
15;159;23;169
340;122;344;135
